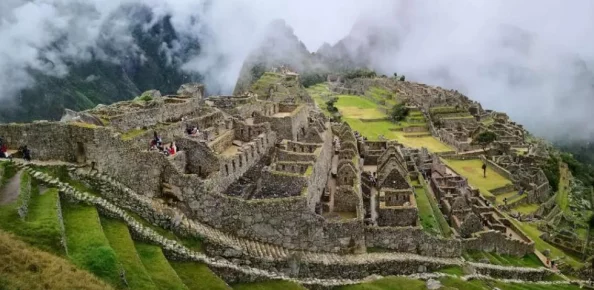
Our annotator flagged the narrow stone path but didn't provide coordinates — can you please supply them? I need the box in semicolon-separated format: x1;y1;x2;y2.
0;169;22;205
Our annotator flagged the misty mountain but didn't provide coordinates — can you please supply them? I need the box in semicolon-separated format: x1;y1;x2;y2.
0;4;201;123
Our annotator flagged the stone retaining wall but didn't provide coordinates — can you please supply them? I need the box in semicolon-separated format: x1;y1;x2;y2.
17;171;31;220
364;226;461;258
463;230;534;257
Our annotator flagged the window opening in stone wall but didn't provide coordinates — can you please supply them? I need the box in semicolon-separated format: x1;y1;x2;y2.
198;166;202;177
248;127;252;138
232;160;236;171
301;127;306;136
241;129;244;137
309;146;313;153
239;156;243;167
225;164;229;175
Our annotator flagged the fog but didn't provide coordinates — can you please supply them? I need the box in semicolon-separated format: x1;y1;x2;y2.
1;0;593;141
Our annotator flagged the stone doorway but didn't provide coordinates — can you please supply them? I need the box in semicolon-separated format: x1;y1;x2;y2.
76;142;86;164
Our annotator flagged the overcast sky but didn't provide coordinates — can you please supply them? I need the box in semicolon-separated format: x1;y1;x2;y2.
1;0;594;141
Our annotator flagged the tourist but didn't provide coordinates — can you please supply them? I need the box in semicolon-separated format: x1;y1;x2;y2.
482;163;487;178
0;142;7;159
168;143;176;155
503;197;508;206
21;145;31;161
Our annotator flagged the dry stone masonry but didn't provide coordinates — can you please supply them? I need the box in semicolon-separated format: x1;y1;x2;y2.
0;72;565;285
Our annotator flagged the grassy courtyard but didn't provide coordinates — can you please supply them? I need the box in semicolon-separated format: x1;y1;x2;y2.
442;159;512;200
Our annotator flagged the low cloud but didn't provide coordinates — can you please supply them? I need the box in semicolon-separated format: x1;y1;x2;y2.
1;0;593;141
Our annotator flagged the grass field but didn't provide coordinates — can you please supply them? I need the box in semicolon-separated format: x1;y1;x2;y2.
463;250;543;268
170;261;230;290
135;242;188;290
442;159;512;199
101;217;158;290
513;203;540;215
556;163;570;213
233;280;307;290
62;202;123;287
0;229;112;290
509;219;583;269
414;186;442;236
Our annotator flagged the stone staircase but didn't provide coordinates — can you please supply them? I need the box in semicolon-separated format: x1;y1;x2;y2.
71;166;292;261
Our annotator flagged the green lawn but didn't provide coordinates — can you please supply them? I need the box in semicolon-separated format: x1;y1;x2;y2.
101;217;158;290
509;219;583;269
414;186;441;236
335;276;426;290
171;261;230;290
463;250;543;268
496;190;527;206
233;280;307;290
62;202;123;287
437;266;464;276
556;163;570;213
0;178;63;255
442;159;512;200
419;177;452;237
135;242;188;290
513;203;540;215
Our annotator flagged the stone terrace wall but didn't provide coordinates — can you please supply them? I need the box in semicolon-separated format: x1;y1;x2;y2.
109;97;202;132
365;226;462;258
0;122;96;162
377;207;418;227
305;128;333;211
463;230;534;256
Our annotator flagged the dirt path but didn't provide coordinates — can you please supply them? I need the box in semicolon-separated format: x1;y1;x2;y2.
0;170;22;205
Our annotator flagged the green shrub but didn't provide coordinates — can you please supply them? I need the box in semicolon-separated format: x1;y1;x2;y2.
389;103;409;122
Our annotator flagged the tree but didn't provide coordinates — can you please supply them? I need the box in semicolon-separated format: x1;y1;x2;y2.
393;73;398;78
472;131;497;154
399;75;406;81
389;103;409;122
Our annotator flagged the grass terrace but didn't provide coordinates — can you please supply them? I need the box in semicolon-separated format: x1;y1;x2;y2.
442;159;512;200
135;242;188;290
508;219;583;269
463;250;543;268
233;280;307;290
101;217;158;290
62;202;123;287
414;185;442;236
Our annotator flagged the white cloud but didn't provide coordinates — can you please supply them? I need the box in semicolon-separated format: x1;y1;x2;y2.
0;0;593;140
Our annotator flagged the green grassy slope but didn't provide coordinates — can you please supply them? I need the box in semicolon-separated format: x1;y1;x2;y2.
171;261;231;290
62;202;123;287
101;217;158;290
135;242;188;290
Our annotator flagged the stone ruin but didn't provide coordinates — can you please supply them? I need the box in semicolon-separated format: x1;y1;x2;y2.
0;78;550;282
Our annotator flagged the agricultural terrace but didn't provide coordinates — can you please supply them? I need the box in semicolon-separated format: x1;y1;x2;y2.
442;159;513;201
306;84;453;152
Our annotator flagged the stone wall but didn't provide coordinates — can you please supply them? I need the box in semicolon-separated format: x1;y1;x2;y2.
17;171;31;220
334;186;359;212
210;130;235;154
108;97;202;132
305;128;333;211
462;230;534;256
0;122;96;162
377;207;418;227
364;226;462;258
480;156;514;181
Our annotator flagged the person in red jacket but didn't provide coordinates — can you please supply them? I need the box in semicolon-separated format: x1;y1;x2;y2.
0;143;7;158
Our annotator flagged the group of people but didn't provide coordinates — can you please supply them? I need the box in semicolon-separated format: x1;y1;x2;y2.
0;137;7;159
149;132;177;156
0;137;31;161
186;125;200;137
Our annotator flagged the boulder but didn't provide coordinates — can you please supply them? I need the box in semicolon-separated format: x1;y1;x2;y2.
177;83;205;99
60;109;104;126
426;278;442;290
